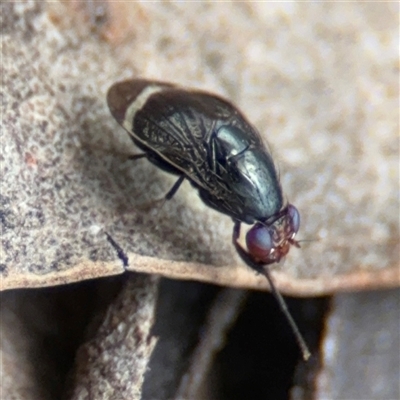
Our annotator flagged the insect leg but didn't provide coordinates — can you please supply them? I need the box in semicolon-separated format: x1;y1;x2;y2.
232;220;311;360
153;176;185;212
127;152;183;199
232;221;264;272
128;153;148;161
164;175;185;201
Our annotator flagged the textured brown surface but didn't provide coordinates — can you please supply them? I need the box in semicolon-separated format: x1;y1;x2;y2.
1;1;398;295
68;275;158;400
314;289;400;400
0;3;398;397
0;274;157;400
1;3;399;291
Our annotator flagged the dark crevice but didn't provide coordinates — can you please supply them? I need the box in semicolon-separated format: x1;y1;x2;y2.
105;231;129;268
214;292;331;400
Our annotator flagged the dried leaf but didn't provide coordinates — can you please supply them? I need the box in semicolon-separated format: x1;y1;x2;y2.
1;1;398;294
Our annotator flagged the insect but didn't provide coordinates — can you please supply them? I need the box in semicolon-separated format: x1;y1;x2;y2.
107;79;310;360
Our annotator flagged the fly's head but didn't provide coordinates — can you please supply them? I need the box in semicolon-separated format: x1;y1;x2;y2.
245;204;300;265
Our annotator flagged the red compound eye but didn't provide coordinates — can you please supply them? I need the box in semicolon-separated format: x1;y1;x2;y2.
245;223;273;262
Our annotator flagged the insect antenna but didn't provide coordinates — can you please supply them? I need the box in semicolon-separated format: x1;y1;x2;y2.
260;265;311;361
296;238;319;245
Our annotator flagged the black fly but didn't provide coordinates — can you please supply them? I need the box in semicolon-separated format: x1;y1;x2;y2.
107;79;310;360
